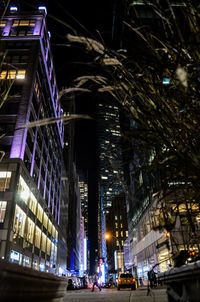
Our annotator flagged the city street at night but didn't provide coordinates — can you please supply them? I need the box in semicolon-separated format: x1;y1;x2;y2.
64;288;168;302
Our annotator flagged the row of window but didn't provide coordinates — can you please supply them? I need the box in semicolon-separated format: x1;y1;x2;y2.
115;230;128;237
0;69;26;80
13;204;57;256
18;176;58;238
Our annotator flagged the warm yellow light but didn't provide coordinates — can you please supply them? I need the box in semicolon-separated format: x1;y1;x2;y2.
105;233;110;240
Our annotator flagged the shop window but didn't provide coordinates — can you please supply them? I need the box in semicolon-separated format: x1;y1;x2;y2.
26;217;35;243
29;192;37;214
18;176;29;204
13;205;26;238
43;212;48;229
0;171;11;192
0;201;7;223
34;226;41;248
37;203;43;223
46;238;51;255
41;232;47;252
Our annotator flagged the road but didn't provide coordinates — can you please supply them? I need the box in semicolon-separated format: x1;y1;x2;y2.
64;287;168;302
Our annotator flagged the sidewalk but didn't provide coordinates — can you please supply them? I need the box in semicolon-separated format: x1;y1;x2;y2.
130;288;168;302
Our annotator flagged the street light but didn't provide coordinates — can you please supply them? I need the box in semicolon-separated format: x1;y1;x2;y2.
105;233;124;273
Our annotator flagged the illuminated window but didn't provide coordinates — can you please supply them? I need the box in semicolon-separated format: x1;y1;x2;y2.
121;231;123;237
13;205;26;238
121;240;124;246
13;19;36;26
52;225;56;237
116;240;119;246
116;231;119;237
0;71;7;79
35;226;41;248
18;176;29;204
37;203;43;223
0;201;7;223
120;223;123;228
0;171;11;192
115;216;118;220
41;232;47;252
26;218;35;243
29;192;37;214
16;70;26;79
34;80;40;98
43;212;48;229
8;70;16;79
48;219;52;234
115;222;118;228
0;20;6;27
126;231;128;237
46;238;51;255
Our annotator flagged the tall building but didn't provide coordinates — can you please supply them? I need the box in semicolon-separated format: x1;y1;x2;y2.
0;6;65;272
79;175;88;237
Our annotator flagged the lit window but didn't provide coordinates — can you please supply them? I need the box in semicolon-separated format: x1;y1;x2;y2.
35;226;41;248
46;238;51;255
121;231;123;237
13;205;26;238
0;71;7;79
116;240;119;246
48;219;52;234
0;201;7;223
126;231;128;237
120;223;123;228
13;19;36;27
115;215;117;221
116;231;119;237
34;80;40;98
0;20;6;27
43;212;48;229
121;240;124;246
18;176;29;204
26;218;35;243
0;171;11;192
7;70;16;79
37;203;43;223
29;192;37;214
115;222;118;228
41;232;47;252
16;70;26;79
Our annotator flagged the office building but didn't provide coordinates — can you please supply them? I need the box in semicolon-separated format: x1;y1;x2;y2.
0;7;65;272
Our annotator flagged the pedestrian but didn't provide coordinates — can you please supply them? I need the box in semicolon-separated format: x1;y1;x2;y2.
139;277;143;287
148;269;155;288
91;274;101;292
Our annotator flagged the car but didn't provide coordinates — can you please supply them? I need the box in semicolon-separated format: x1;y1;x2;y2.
117;273;136;290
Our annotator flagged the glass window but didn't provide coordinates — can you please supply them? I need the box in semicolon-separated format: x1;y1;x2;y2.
0;201;7;223
13;205;26;238
116;231;119;237
52;225;56;237
0;20;6;27
7;70;16;79
121;231;123;237
46;238;51;255
16;70;26;79
13;20;36;26
116;240;119;246
26;217;35;243
43;212;48;229
41;232;47;252
29;192;37;214
37;203;43;223
35;226;41;248
120;223;123;228
18;176;29;204
0;71;7;79
115;222;118;228
48;219;52;234
115;215;118;221
0;171;11;192
126;231;128;237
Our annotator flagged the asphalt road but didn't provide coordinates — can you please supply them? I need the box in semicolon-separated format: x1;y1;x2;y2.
64;287;168;302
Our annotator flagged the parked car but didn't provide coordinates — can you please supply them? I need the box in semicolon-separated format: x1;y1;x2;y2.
67;278;76;290
117;273;136;290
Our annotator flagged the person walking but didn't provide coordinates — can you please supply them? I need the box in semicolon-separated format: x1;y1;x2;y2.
91;274;101;292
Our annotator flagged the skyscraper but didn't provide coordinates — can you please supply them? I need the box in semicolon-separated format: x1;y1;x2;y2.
0;6;65;273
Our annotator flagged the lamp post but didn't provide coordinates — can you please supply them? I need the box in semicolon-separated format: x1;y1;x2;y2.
105;233;124;273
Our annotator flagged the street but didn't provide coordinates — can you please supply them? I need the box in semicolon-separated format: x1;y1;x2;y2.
64;288;168;302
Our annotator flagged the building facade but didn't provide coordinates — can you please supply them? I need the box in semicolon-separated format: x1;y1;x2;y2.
0;7;65;272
